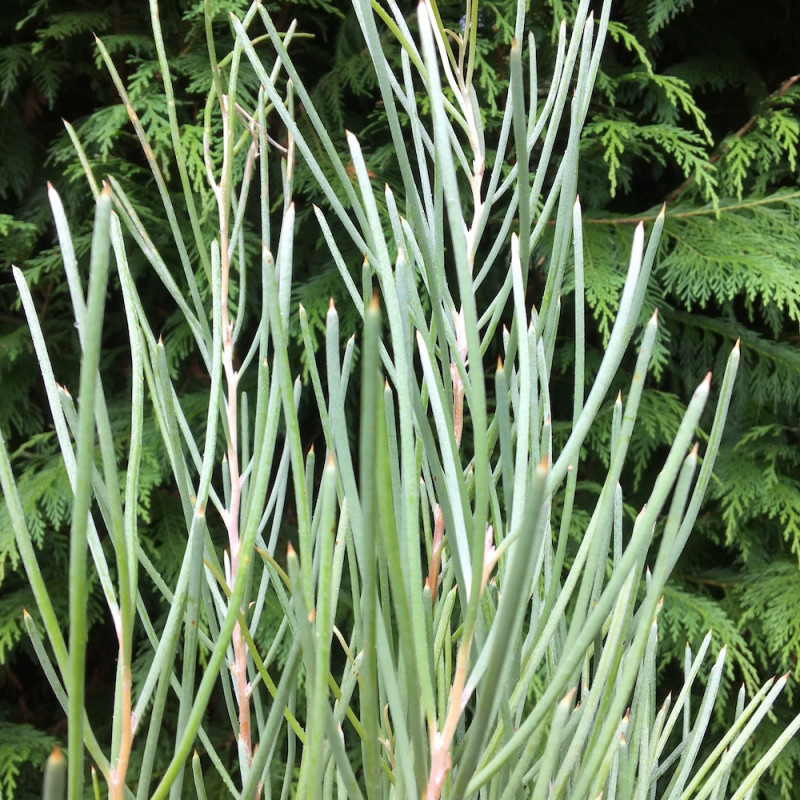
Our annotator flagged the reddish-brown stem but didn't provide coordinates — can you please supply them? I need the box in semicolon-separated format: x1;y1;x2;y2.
667;73;800;204
109;638;133;800
216;96;252;776
426;634;474;800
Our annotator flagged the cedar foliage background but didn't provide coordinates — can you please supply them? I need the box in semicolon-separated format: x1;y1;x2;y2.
0;0;798;796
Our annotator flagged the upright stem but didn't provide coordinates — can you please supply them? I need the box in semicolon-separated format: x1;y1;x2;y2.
216;94;252;777
109;657;132;800
425;45;490;792
68;185;112;800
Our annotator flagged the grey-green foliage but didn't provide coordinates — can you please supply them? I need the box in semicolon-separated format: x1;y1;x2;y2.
1;0;800;799
0;3;324;793
530;12;800;790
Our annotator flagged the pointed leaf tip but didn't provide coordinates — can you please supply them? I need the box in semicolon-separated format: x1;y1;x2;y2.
51;745;64;760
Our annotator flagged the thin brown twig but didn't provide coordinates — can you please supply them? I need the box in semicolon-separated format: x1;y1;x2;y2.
666;73;800;204
580;189;800;226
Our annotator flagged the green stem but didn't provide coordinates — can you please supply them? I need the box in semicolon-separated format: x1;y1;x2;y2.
68;184;112;800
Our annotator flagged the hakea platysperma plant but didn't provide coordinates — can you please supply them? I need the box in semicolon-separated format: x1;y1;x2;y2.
1;1;799;798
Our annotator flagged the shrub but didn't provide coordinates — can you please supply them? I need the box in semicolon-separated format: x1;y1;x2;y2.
2;0;799;797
